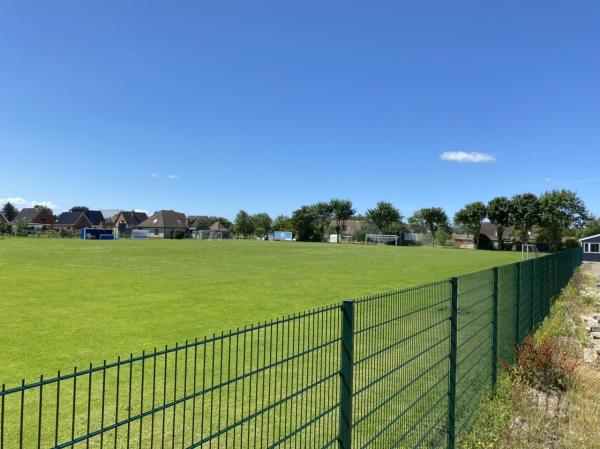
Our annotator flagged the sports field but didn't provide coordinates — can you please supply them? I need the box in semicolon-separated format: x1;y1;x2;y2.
0;238;521;386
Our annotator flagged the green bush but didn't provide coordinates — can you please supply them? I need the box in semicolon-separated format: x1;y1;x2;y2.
563;238;579;249
173;229;185;239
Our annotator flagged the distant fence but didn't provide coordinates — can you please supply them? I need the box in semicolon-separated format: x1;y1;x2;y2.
0;248;582;449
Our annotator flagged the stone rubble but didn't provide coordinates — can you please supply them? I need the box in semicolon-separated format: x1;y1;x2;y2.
581;274;600;364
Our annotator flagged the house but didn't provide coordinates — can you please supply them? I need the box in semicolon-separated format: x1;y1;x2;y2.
209;221;231;239
580;234;600;263
54;211;93;230
453;234;476;249
328;219;364;242
81;210;105;227
479;222;513;249
138;210;188;238
11;207;55;233
113;211;149;234
454;223;513;249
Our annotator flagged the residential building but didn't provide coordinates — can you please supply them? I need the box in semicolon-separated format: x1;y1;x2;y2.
580;234;600;263
54;212;93;230
114;211;149;234
138;210;188;238
11;207;55;233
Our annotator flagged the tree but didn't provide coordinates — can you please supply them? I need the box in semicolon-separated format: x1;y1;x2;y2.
234;210;255;237
330;199;355;243
251;212;272;237
539;189;588;250
408;213;427;233
487;197;512;250
510;193;541;242
365;201;403;235
578;216;600;239
291;204;331;242
412;208;449;247
34;205;53;217
16;220;29;236
272;215;293;232
70;206;89;212
313;202;334;241
2;202;18;221
195;216;233;230
454;202;487;248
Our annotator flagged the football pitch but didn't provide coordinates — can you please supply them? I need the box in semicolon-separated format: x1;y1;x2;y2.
0;238;521;386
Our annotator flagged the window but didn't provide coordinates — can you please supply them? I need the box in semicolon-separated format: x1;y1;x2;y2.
585;242;600;253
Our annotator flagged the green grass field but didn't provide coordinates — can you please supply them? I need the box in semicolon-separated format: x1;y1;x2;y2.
0;238;521;386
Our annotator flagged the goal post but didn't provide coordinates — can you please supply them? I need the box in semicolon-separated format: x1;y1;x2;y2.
365;234;399;246
522;243;540;260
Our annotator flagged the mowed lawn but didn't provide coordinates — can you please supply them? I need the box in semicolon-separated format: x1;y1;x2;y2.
0;238;521;385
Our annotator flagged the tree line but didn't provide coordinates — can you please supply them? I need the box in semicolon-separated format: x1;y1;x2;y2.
2;189;597;248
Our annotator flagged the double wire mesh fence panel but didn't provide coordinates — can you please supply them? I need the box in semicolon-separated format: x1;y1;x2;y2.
352;281;451;449
0;305;341;449
0;248;583;449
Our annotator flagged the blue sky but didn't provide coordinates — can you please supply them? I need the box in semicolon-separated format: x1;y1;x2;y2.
1;1;598;219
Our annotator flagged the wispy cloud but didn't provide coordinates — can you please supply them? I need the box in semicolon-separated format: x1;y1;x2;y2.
0;197;57;210
168;174;179;180
150;173;158;179
440;151;496;164
545;176;600;186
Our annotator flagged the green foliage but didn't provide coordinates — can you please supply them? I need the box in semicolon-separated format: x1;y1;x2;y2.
330;199;355;242
173;229;185;239
563;238;579;249
454;201;487;246
477;233;494;250
0;221;11;234
272;215;293;232
2;201;18;221
411;207;449;247
510;193;541;242
577;216;600;239
365;201;402;235
194;216;233;231
487;196;512;250
291;204;324;242
234;210;255;237
539;189;589;250
70;206;89;212
15;220;29;236
251;212;272;237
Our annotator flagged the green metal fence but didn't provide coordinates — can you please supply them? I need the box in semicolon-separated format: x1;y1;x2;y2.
0;248;582;449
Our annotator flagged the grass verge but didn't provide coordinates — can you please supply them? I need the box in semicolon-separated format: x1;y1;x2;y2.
460;269;600;449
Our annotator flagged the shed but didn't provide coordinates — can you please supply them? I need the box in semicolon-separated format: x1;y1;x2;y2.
580;234;600;263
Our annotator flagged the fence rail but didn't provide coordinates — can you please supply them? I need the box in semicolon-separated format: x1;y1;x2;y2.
0;248;582;448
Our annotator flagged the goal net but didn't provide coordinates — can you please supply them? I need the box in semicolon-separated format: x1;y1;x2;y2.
365;234;398;246
522;243;540;260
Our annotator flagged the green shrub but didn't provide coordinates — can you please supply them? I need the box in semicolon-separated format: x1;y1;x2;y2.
173;229;185;239
563;238;579;249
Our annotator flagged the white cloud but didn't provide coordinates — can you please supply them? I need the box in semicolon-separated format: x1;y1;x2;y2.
168;174;179;180
440;151;496;164
151;173;158;179
134;208;148;214
544;177;552;183
0;197;57;210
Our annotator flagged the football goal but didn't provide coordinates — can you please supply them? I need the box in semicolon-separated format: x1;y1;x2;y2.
365;234;399;246
522;243;540;260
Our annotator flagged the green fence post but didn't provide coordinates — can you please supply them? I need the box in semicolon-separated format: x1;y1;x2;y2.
515;262;521;346
530;259;535;331
448;277;459;449
339;299;355;449
492;267;499;390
